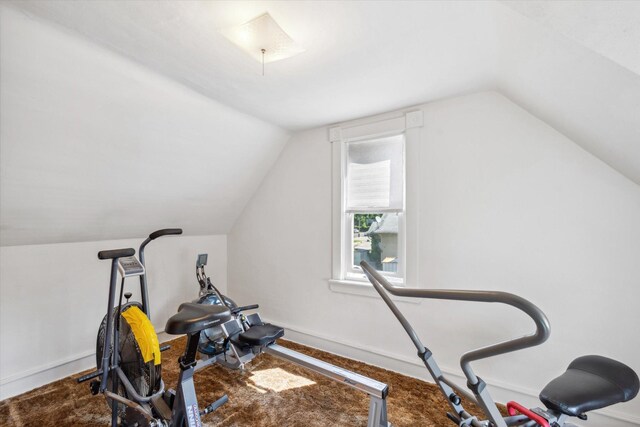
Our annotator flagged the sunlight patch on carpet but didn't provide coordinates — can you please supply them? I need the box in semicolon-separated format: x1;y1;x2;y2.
249;368;316;392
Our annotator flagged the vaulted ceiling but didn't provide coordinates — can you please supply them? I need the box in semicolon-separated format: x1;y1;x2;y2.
0;4;289;246
496;1;640;187
2;1;639;245
6;0;500;130
8;0;639;185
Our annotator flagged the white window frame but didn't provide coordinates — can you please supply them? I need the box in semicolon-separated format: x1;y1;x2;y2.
330;110;423;290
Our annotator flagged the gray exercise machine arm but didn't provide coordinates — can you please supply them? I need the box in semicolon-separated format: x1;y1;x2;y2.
360;261;550;385
138;228;183;316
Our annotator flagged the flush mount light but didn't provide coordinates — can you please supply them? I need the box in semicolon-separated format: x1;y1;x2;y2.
220;13;305;70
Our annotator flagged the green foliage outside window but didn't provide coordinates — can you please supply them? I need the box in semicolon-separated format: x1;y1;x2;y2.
368;233;383;270
353;213;379;232
353;213;383;270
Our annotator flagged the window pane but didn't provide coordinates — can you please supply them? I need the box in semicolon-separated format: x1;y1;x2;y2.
346;135;404;210
353;213;399;274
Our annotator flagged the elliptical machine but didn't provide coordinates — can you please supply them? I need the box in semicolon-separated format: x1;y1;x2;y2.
78;229;231;427
361;260;639;427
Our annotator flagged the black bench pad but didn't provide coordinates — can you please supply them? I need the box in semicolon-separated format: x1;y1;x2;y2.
539;355;639;417
233;323;284;347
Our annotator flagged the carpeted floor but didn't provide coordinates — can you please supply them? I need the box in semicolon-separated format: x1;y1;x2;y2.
0;338;494;426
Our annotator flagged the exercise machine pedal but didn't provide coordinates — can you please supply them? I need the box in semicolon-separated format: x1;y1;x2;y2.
150;394;172;420
200;395;229;416
89;379;100;395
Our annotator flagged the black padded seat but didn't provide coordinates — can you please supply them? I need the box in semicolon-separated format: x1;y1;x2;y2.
165;303;231;335
539;355;639;417
232;323;284;348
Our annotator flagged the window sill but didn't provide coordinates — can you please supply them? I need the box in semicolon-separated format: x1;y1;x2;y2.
328;279;421;304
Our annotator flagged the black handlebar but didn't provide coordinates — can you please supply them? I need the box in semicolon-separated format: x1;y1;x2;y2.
98;248;135;260
138;228;182;318
149;228;183;240
231;304;259;315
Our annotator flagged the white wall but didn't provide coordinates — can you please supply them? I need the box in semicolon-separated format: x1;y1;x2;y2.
228;91;640;426
0;234;226;399
0;4;289;246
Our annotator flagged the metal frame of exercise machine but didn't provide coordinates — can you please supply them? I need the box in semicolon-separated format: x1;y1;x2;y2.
78;230;230;427
360;260;639;427
196;311;390;427
194;254;391;427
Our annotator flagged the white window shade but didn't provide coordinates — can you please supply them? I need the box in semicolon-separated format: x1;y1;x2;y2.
346;134;404;212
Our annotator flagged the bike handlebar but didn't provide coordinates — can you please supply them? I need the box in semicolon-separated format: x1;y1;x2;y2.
149;228;183;240
231;304;259;315
140;228;183;260
98;248;135;260
138;228;183;318
360;261;550;385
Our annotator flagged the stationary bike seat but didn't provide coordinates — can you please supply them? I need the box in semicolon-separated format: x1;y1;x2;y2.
539;355;639;417
166;303;231;335
232;323;284;347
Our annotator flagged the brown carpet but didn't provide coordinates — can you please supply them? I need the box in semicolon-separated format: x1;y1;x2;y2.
0;338;496;426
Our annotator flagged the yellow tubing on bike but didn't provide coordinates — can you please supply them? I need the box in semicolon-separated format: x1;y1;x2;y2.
121;306;161;365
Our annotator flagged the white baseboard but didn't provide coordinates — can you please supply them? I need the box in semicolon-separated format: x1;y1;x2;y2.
0;331;173;401
266;317;640;427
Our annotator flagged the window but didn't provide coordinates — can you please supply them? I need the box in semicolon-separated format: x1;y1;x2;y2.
331;110;422;291
342;134;405;283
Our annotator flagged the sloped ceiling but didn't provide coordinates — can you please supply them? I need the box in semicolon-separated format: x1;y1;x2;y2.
502;0;640;75
1;1;639;246
0;5;289;246
6;0;639;187
5;0;500;130
496;1;640;188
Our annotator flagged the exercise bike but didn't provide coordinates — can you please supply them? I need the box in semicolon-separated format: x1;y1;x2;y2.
78;229;231;427
360;261;639;427
190;254;393;427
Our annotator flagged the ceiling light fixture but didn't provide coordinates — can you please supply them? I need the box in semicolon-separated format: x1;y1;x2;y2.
220;13;305;75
